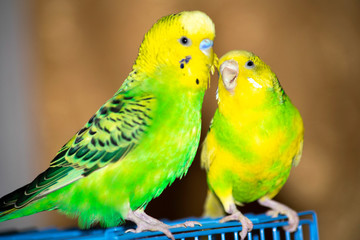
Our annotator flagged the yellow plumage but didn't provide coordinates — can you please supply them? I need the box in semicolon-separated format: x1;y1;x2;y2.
202;50;304;239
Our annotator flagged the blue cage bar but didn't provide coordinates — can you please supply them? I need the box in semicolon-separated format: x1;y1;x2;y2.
0;211;319;240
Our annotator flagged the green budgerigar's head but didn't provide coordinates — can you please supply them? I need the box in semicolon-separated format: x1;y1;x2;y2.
133;11;216;91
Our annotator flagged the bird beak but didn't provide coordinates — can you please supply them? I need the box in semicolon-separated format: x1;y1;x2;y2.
200;39;213;56
220;59;238;93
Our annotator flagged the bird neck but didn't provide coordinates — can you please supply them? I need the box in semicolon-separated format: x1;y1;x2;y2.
218;76;287;113
116;67;206;111
217;86;289;130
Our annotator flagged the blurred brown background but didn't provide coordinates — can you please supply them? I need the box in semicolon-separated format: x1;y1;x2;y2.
0;0;359;239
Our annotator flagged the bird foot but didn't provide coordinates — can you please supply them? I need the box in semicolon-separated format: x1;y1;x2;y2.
125;222;174;240
126;209;200;240
220;211;253;240
258;198;299;232
265;209;280;218
170;220;202;228
126;209;175;240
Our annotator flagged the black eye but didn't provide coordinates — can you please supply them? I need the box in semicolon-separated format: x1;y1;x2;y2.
245;60;255;69
179;36;191;46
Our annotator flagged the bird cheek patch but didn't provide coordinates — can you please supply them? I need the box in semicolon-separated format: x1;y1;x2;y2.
179;56;192;69
220;59;239;94
247;77;263;89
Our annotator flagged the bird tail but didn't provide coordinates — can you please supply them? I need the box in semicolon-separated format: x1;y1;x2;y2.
0;185;27;220
0;184;47;222
203;190;225;218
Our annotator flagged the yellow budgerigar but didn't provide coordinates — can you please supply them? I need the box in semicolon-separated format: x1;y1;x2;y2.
202;50;304;239
0;11;216;240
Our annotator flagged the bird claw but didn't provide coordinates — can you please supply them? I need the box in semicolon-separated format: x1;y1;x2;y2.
259;198;299;233
125;223;174;240
170;220;202;228
126;209;201;239
282;210;299;232
266;209;279;218
126;220;201;239
126;210;175;240
184;220;202;227
239;217;253;240
125;228;136;234
220;212;253;240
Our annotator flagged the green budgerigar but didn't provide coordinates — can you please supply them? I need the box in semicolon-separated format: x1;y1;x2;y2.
0;11;216;239
202;50;304;239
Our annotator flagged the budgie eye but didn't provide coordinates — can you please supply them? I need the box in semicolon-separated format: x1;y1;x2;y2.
245;60;255;69
179;36;192;46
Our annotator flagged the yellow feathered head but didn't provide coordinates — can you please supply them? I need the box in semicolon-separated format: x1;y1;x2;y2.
217;50;284;109
134;11;216;90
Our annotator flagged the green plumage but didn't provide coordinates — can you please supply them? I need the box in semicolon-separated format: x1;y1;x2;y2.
1;74;204;228
0;11;216;231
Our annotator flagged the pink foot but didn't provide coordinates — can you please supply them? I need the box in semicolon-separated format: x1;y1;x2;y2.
258;198;299;232
126;209;201;240
134;209;201;229
126;210;175;240
170;220;202;228
220;211;253;240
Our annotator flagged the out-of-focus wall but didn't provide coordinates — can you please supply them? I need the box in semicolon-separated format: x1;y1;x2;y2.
0;0;51;231
0;1;359;239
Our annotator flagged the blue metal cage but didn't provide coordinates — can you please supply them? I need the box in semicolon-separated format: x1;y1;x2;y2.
0;211;318;240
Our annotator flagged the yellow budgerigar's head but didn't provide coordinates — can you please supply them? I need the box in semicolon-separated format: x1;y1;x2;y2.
217;50;285;110
133;11;216;91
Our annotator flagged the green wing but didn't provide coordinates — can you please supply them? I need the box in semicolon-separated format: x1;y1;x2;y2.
1;93;155;210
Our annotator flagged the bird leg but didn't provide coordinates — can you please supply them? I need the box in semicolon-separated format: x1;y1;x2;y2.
125;209;175;240
132;209;166;226
258;197;299;232
219;202;253;240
